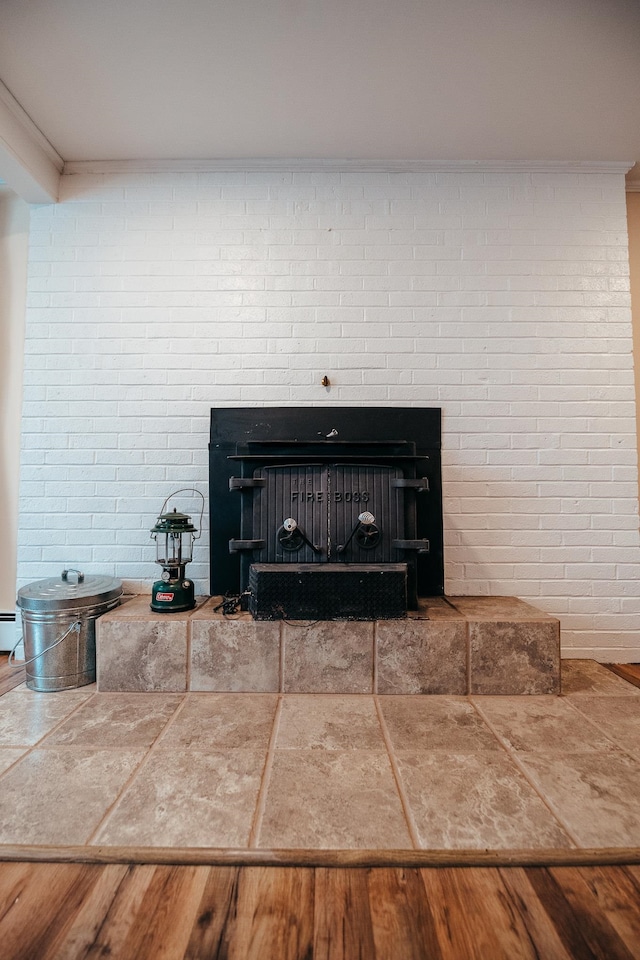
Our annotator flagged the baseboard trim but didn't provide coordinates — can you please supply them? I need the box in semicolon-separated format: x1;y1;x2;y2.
0;618;20;654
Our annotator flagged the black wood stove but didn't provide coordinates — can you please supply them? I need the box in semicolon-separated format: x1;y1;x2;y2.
209;408;443;619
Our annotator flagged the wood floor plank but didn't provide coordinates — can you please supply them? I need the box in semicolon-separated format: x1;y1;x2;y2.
90;864;209;960
0;863;101;960
550;866;640;960
0;861;39;923
37;863;130;960
367;867;443;960
497;867;575;960
525;866;638;960
0;653;26;695
421;866;552;960
420;867;494;960
624;864;640;886
184;866;240;959
313;867;376;960
82;863;161;958
219;866;315;960
0;670;25;695
133;865;211;960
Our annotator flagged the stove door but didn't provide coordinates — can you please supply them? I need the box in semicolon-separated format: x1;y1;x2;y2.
329;463;404;563
252;463;405;564
253;465;328;562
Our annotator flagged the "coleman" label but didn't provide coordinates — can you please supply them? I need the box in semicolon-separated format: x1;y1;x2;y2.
155;592;174;601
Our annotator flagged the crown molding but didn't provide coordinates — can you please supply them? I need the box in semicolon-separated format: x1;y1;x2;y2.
0;82;63;172
62;158;635;177
625;161;640;191
0;81;62;202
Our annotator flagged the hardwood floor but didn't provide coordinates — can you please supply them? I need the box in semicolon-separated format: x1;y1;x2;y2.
0;862;639;958
1;657;639;958
0;653;25;695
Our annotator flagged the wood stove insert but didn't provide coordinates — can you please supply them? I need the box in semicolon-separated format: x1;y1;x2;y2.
209;407;443;619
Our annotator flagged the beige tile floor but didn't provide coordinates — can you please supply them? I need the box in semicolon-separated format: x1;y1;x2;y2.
0;660;639;854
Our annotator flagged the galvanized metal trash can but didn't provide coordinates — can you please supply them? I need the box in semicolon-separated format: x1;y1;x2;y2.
16;569;123;691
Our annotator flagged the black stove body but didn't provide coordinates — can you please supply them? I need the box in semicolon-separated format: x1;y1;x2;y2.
209;408;443;619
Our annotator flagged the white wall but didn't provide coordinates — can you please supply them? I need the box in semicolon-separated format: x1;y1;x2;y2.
16;165;640;659
0;187;28;648
628;191;640;472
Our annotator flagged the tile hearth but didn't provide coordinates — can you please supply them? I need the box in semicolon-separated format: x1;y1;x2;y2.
96;595;560;695
0;661;638;857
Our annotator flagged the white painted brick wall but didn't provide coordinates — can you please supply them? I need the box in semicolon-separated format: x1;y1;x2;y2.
17;167;640;659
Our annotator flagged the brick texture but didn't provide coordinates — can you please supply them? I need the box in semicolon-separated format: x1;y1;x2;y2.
17;167;640;658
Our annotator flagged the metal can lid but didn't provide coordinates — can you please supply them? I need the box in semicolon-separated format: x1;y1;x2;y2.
17;571;123;612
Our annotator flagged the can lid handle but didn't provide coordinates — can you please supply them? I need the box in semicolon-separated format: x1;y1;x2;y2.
61;568;85;584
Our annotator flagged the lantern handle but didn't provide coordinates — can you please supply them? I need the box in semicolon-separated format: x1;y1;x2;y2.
159;488;206;539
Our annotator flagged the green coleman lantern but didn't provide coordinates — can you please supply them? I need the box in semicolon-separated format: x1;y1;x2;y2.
150;504;198;613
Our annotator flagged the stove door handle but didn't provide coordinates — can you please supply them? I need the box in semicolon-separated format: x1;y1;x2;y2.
337;512;379;554
277;519;321;554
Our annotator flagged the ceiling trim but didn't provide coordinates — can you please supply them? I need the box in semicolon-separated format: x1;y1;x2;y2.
0;81;62;203
63;159;634;176
0;82;63;172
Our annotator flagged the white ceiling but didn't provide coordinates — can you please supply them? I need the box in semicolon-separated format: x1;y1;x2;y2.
1;0;640;169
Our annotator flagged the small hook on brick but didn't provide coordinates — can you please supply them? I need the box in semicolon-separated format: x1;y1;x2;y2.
321;375;330;387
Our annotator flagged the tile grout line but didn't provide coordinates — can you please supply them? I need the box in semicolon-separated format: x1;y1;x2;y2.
185;617;192;691
83;693;190;846
465;619;471;695
562;695;640;765
248;695;284;849
470;698;584;849
373;695;421;850
372;623;378;693
0;687;100;781
601;664;640;692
